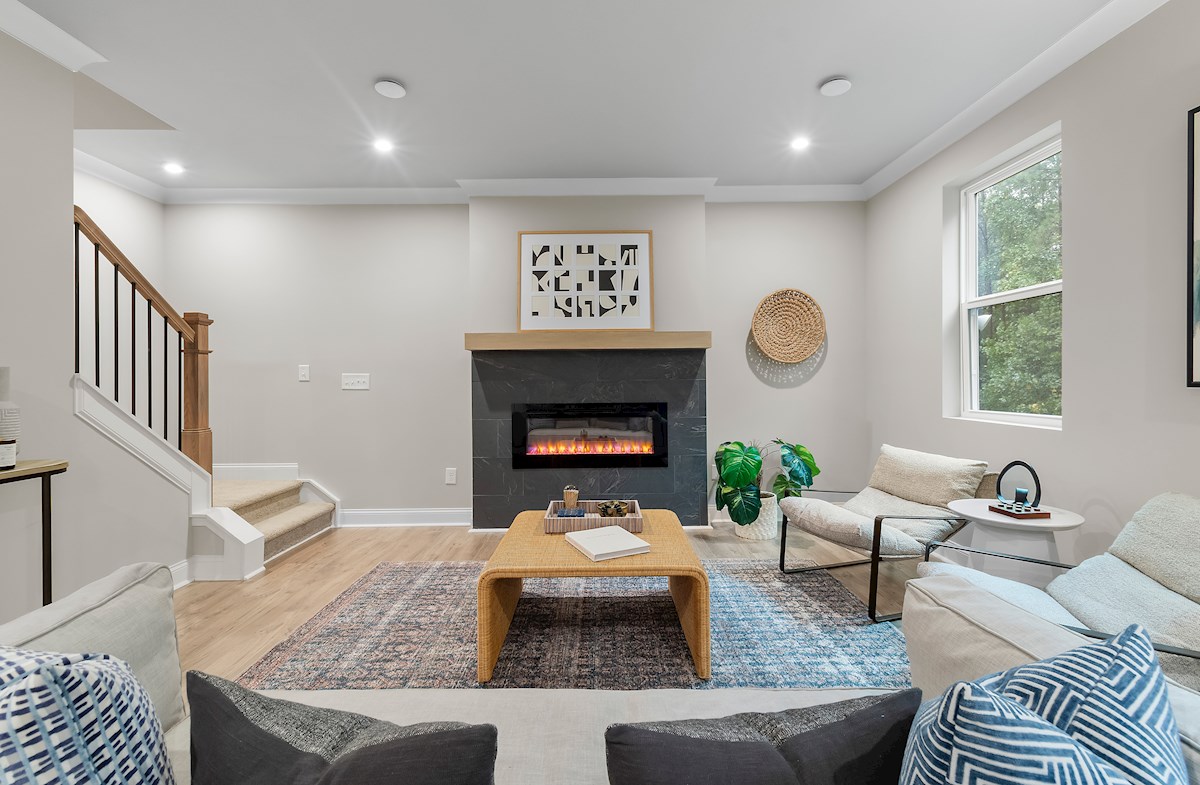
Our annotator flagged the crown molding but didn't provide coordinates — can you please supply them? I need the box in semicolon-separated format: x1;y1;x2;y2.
161;187;467;205
707;184;867;203
0;0;105;71
457;177;717;198
862;0;1170;198
74;149;166;202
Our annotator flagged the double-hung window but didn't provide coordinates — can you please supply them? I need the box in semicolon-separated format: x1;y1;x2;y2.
960;139;1062;427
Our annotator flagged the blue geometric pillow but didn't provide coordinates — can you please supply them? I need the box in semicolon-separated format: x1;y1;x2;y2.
903;680;1136;784
979;625;1186;785
902;624;1187;785
0;646;175;785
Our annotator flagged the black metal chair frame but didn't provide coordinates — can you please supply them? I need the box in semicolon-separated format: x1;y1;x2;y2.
779;510;969;623
923;539;1200;661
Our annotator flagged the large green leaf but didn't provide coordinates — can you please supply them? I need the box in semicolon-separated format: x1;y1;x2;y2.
772;473;800;498
714;485;727;512
715;441;762;488
775;439;820;488
721;484;763;525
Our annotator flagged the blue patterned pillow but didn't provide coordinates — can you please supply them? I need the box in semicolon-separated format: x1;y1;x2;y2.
903;624;1187;785
0;646;175;785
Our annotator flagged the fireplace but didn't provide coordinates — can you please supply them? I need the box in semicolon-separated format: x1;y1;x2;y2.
512;402;668;469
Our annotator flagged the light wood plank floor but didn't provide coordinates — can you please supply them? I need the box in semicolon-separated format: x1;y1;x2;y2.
174;521;919;680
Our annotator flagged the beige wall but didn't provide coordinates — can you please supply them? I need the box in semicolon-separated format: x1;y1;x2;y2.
73;171;166;284
0;34;187;623
158;196;871;510
163;204;472;509
706;203;869;487
864;0;1200;563
467;196;709;332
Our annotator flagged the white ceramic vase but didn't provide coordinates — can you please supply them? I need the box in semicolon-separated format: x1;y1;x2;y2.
733;491;779;540
0;367;20;455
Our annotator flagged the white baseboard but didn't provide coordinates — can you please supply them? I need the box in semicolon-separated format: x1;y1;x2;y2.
169;559;191;590
213;463;300;481
190;554;265;582
339;508;473;527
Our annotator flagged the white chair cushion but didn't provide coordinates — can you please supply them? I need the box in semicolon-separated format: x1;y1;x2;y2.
1108;492;1200;604
867;444;987;509
1047;553;1200;652
916;561;1083;627
843;487;963;545
779;496;924;556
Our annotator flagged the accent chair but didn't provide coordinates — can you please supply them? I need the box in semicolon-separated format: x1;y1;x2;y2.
778;444;996;622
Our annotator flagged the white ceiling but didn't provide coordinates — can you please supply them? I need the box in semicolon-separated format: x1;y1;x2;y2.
20;0;1131;193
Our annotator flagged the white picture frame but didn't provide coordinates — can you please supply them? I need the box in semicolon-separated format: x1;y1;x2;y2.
518;231;653;331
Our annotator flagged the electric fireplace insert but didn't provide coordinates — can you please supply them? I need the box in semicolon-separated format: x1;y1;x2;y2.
512;402;668;469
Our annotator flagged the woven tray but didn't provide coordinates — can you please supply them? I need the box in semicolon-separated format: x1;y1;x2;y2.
751;288;826;364
544;499;644;533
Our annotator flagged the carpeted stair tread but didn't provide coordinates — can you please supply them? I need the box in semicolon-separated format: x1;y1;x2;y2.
256;501;335;540
213;480;304;524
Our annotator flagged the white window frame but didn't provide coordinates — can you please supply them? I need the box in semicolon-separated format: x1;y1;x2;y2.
958;137;1062;429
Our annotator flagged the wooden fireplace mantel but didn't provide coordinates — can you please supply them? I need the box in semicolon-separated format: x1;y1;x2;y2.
464;331;711;351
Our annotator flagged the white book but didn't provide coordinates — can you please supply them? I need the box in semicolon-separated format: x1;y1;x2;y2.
565;526;651;561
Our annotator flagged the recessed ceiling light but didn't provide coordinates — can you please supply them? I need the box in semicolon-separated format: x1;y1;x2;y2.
163;162;185;175
819;77;853;97
372;138;395;153
373;79;407;99
790;137;811;152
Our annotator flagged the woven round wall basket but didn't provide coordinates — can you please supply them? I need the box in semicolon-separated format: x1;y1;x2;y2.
751;288;826;364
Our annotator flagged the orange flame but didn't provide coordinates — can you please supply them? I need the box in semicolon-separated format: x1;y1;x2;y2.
527;436;654;456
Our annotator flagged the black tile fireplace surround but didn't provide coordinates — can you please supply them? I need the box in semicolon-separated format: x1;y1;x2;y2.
471;349;707;528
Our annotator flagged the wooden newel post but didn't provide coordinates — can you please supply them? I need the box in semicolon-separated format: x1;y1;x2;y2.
182;312;214;475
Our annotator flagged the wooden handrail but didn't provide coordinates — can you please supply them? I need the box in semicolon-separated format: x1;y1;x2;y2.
73;206;195;343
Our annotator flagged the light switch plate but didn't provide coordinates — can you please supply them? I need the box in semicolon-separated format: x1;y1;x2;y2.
341;373;370;390
298;364;310;382
445;468;458;485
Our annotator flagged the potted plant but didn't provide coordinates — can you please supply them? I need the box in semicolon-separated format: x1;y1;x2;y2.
714;439;820;540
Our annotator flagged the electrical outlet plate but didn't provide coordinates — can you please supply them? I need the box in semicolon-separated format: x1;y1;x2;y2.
445;467;458;485
298;364;310;382
341;373;370;390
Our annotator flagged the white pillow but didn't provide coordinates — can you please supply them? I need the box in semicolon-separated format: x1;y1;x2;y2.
867;444;987;509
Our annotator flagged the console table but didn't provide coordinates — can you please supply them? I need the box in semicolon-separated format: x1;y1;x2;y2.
0;459;68;605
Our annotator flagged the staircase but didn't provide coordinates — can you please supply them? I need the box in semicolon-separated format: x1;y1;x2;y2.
213;481;335;560
71;205;339;581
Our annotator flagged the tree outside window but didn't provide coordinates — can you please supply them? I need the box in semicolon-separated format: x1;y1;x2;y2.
962;144;1062;423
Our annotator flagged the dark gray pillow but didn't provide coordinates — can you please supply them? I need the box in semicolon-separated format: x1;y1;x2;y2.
605;689;921;785
188;671;497;785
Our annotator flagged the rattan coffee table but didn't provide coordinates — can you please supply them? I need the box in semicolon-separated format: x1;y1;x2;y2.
477;508;710;682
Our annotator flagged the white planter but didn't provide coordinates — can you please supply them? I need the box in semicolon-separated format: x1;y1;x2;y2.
733;492;778;540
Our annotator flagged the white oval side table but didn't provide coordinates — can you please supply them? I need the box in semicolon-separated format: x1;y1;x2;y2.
946;498;1084;582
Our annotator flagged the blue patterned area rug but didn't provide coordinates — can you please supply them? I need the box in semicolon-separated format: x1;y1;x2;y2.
240;560;910;691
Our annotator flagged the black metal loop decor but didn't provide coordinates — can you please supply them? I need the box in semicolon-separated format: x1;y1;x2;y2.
996;460;1042;507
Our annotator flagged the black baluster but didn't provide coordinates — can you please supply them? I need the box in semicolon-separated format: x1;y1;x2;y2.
94;245;100;388
113;265;119;402
74;224;80;374
177;331;183;450
147;300;152;431
163;317;168;440
131;283;137;416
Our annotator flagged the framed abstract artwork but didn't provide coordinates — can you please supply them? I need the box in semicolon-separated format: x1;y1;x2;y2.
518;231;653;331
1191;105;1200;385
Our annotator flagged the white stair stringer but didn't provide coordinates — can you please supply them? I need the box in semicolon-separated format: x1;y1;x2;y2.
72;375;265;581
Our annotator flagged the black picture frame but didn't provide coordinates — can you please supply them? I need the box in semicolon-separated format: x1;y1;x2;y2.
1189;105;1200;386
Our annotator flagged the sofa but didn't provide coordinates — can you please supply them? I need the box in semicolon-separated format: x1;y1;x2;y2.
918;491;1200;655
1;562;1197;784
